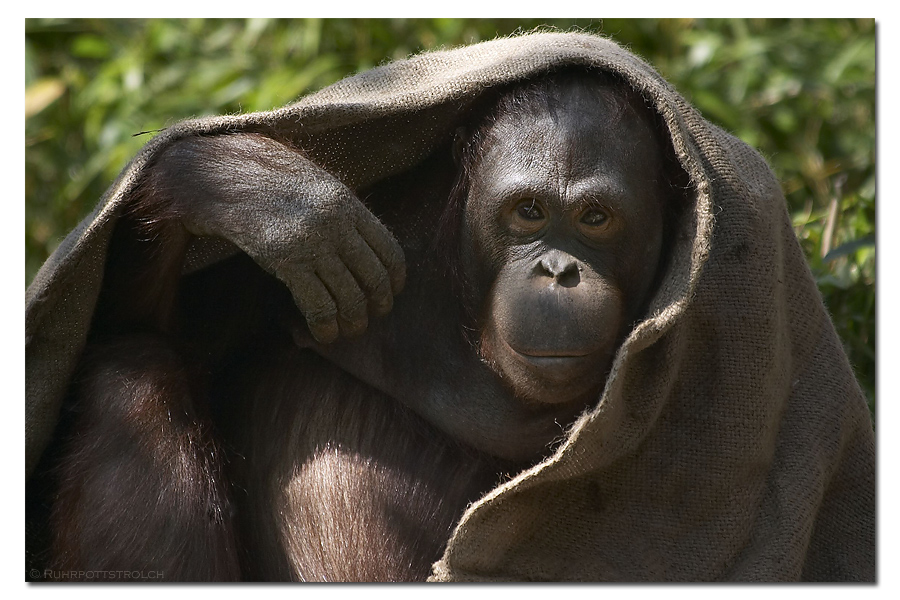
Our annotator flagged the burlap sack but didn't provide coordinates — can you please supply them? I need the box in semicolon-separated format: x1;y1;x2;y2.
25;31;875;582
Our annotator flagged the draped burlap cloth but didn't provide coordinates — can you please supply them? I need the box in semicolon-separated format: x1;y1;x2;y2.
25;32;875;582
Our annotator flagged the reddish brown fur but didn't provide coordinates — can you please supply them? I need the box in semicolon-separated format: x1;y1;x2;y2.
231;346;499;581
46;134;503;581
51;336;241;581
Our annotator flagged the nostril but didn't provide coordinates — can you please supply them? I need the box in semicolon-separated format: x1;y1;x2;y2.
557;264;580;288
533;259;553;278
534;253;581;287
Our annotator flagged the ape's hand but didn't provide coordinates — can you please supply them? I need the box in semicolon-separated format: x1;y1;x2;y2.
253;184;407;345
154;133;406;344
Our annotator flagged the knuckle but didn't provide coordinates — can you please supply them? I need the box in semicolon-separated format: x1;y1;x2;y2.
383;242;405;270
304;302;339;325
340;293;369;321
368;279;393;306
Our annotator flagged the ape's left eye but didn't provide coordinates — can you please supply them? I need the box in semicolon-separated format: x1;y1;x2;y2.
516;200;544;221
580;208;609;227
507;199;549;236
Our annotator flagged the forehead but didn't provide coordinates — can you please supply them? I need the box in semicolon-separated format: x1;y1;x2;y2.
476;79;665;196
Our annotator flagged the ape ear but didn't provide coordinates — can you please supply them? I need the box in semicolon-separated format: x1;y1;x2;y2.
452;126;468;166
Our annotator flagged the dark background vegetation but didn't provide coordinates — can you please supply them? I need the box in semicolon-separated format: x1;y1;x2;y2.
24;18;876;414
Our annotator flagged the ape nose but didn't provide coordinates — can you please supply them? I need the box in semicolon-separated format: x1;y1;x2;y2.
533;251;581;288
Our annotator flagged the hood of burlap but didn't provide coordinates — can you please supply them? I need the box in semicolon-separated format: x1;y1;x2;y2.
26;31;874;581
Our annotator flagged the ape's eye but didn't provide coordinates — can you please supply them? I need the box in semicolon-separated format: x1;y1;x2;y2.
516;200;544;221
580;208;609;227
507;199;548;236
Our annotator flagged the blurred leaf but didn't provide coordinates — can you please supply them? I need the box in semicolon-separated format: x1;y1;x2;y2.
71;34;111;59
25;78;65;118
825;38;874;84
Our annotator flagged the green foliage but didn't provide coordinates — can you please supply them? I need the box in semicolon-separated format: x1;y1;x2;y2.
25;18;875;412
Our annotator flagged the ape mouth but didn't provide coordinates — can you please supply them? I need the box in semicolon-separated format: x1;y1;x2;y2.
513;351;596;371
517;349;593;359
499;337;599;374
496;340;606;405
506;339;597;361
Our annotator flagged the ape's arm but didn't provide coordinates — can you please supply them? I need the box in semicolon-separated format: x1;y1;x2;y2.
145;133;406;343
50;134;408;579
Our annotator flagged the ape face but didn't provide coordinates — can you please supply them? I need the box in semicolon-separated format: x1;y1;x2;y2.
463;78;669;406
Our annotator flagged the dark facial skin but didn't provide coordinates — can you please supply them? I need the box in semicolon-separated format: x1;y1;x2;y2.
464;80;667;406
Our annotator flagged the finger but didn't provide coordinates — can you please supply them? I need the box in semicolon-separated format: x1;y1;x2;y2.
355;215;406;295
314;257;369;339
339;234;395;318
282;270;340;345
